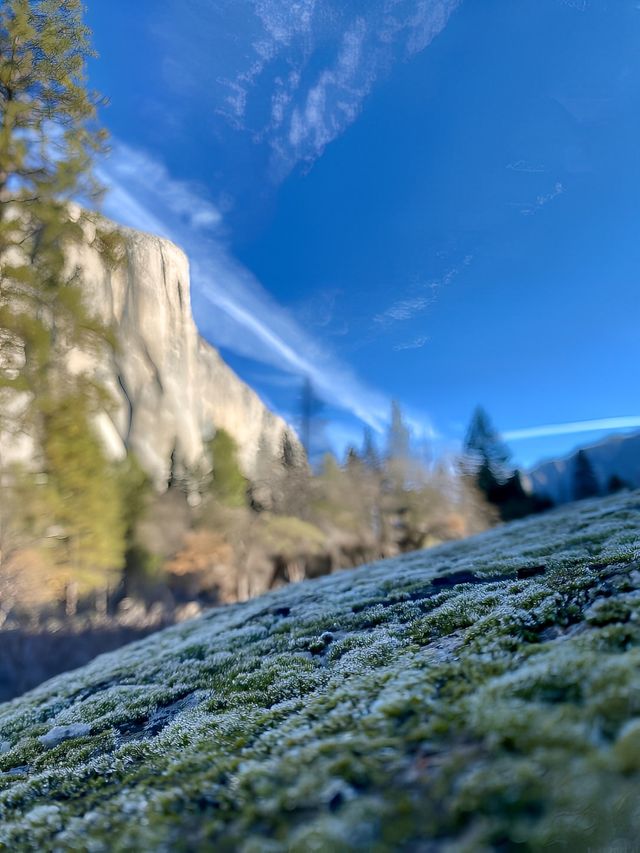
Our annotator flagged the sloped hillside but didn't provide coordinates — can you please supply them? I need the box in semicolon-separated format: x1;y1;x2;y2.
527;431;640;504
1;493;639;851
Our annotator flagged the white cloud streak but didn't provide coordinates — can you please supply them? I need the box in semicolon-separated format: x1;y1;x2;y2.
271;1;461;176
519;181;565;216
374;257;472;327
153;0;461;179
506;160;547;173
99;143;390;432
375;292;437;324
505;416;640;442
393;335;429;351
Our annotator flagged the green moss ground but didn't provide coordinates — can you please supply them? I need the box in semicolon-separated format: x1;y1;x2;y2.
1;492;640;851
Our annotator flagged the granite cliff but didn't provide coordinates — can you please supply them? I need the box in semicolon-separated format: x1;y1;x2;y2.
61;214;298;489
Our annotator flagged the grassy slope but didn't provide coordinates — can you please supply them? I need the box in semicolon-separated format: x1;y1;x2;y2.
1;492;639;851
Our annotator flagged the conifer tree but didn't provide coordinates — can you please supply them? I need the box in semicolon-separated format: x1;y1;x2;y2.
208;429;247;508
387;401;411;462
0;0;125;586
361;426;380;471
573;450;600;501
462;406;512;483
41;395;125;579
0;0;114;424
386;400;413;491
461;406;549;521
344;446;361;470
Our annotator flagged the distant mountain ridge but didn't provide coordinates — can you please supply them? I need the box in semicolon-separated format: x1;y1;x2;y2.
526;431;640;504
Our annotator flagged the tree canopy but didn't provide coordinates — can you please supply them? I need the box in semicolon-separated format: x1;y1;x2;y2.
462;406;512;483
573;450;600;501
0;0;126;589
0;0;115;417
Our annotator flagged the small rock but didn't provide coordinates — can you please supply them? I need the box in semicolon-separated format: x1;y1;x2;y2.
0;740;11;754
38;724;91;749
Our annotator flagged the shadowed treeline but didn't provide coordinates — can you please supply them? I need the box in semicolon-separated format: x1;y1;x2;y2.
0;622;167;703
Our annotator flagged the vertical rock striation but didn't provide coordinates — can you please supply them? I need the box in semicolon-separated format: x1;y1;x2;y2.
67;217;298;489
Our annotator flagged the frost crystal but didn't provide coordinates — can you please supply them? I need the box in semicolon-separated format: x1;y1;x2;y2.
0;492;639;850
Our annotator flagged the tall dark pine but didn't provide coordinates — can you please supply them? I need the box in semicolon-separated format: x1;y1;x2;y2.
573;450;600;501
462;406;551;521
361;427;380;471
387;401;411;462
385;400;413;492
463;406;512;484
299;376;324;461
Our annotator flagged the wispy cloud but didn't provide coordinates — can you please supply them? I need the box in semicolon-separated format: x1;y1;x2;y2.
152;0;461;179
518;181;565;216
283;16;373;172
393;335;430;351
506;160;547;173
558;0;588;12
99;142;390;432
269;1;461;176
505;416;640;442
375;291;438;325
97;144;223;238
374;256;472;327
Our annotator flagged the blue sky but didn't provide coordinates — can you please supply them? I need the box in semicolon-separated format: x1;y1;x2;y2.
86;0;640;468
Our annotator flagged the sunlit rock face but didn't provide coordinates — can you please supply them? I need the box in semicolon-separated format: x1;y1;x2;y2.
67;216;297;489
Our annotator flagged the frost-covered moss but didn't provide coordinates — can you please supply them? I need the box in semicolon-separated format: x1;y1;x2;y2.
1;492;640;851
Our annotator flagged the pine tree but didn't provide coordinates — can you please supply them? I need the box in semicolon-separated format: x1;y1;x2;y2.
387;401;411;462
462;406;512;483
461;407;548;521
0;1;126;589
40;395;126;581
208;429;247;509
278;430;311;518
0;0;115;427
344;446;360;470
386;400;414;491
361;426;380;471
573;450;600;501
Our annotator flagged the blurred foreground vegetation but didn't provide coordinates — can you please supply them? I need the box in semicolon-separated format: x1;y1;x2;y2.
1;414;495;622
